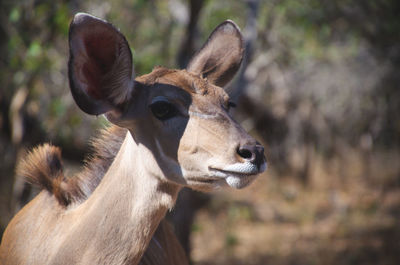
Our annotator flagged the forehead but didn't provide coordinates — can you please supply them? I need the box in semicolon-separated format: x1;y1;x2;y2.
136;67;229;102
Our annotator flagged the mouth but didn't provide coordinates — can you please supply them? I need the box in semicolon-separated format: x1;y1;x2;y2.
209;168;257;178
209;161;267;177
187;176;222;184
208;161;267;189
185;161;267;190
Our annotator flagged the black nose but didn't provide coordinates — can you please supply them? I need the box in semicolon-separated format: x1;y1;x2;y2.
237;144;265;166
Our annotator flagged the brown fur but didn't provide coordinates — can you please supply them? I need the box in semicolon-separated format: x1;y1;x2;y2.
17;126;127;206
140;221;188;265
17;144;67;205
67;126;127;203
16;126;188;265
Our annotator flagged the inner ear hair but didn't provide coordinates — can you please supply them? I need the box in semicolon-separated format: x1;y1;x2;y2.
68;13;134;115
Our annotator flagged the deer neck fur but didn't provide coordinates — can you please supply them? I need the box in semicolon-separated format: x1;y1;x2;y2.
0;130;181;265
63;130;180;264
81;128;181;211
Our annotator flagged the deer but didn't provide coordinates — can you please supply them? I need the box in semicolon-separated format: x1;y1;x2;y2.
0;13;266;265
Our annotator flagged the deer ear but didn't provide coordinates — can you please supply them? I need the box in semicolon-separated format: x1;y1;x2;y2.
187;20;244;88
68;13;134;115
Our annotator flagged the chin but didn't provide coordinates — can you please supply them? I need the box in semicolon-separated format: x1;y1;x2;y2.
184;177;227;192
225;174;258;189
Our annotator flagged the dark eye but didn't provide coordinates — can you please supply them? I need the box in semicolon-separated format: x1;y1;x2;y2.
150;101;178;120
227;101;236;111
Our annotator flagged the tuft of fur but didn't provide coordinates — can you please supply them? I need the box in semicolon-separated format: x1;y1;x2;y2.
66;125;127;203
16;126;128;207
16;144;70;206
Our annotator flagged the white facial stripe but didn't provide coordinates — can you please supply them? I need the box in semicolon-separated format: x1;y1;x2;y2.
189;111;217;120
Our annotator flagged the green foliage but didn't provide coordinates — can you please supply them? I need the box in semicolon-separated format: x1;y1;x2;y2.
227;203;254;222
225;233;239;249
49;98;66;118
67;113;82;128
9;7;20;23
54;3;70;36
191;223;202;233
201;0;245;36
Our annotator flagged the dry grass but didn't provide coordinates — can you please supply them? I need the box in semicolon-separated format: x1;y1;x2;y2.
191;148;400;265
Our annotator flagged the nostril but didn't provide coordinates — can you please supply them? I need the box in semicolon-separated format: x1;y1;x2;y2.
237;146;254;160
237;144;265;166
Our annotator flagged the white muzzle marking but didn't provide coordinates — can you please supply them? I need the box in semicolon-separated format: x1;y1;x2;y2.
209;161;267;189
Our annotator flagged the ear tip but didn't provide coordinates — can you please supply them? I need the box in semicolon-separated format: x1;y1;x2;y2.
71;12;105;26
72;12;91;23
74;12;90;19
218;20;242;35
69;13;114;42
215;20;244;48
224;20;240;29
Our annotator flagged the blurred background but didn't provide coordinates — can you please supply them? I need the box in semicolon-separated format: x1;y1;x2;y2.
1;0;400;264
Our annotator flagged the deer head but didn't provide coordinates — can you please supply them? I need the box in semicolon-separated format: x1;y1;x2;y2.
68;13;266;191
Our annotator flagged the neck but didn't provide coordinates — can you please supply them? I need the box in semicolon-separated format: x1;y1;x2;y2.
58;131;181;264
